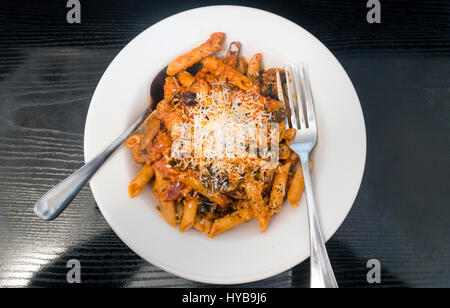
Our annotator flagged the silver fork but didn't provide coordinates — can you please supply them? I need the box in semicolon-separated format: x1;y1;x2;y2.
277;64;338;288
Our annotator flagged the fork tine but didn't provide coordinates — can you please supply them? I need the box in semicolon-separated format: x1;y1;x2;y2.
287;65;306;129
291;64;307;129
299;65;316;127
276;69;292;128
284;66;300;129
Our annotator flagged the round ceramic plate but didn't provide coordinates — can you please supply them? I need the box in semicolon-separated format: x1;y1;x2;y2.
84;5;366;284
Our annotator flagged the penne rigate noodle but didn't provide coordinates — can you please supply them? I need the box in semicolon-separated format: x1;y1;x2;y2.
266;97;285;112
140;117;160;151
269;162;292;215
288;150;299;165
178;173;228;206
131;145;147;164
279;143;291;160
125;134;143;148
247;53;262;79
152;173;160;198
167;32;226;76
244;177;271;232
180;197;199;232
193;215;213;234
209;207;254;238
176;70;195;88
176;201;184;223
236;56;248;75
128;165;155;198
163;76;180;100
282;128;297;142
202;56;253;90
278;121;286;140
152;173;171;202
287;160;312;207
161;201;177;227
224;42;241;67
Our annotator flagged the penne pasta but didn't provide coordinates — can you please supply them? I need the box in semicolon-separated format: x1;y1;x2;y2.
247;53;262;79
278;121;286;141
224;42;241;67
202;56;253;90
180;197;199;232
288;150;299;165
167;32;226;76
161;201;177;227
266;97;285;112
140;117;160;151
193;215;213;234
128;165;155;198
131;145;147;164
244;177;271;232
269;162;292;215
287;160;311;207
282;128;297;142
175;201;184;223
163;76;180;101
152;172;173;200
178;172;229;206
236;56;248;75
176;70;195;88
125;134;143;148
209;206;254;238
279;143;291;160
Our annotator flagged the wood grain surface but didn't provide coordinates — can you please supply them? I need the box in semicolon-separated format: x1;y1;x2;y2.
0;0;449;287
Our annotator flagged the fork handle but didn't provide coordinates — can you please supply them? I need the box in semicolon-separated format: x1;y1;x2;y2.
34;109;150;221
299;152;338;288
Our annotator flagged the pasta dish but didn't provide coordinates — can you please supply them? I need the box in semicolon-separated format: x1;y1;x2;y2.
125;32;308;238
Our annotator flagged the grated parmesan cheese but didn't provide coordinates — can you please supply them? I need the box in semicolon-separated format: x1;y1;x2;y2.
171;83;278;192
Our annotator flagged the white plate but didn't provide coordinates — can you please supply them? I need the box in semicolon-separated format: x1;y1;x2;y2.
84;5;366;284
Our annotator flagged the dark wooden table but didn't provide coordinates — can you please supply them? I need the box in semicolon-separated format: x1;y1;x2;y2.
0;0;449;288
